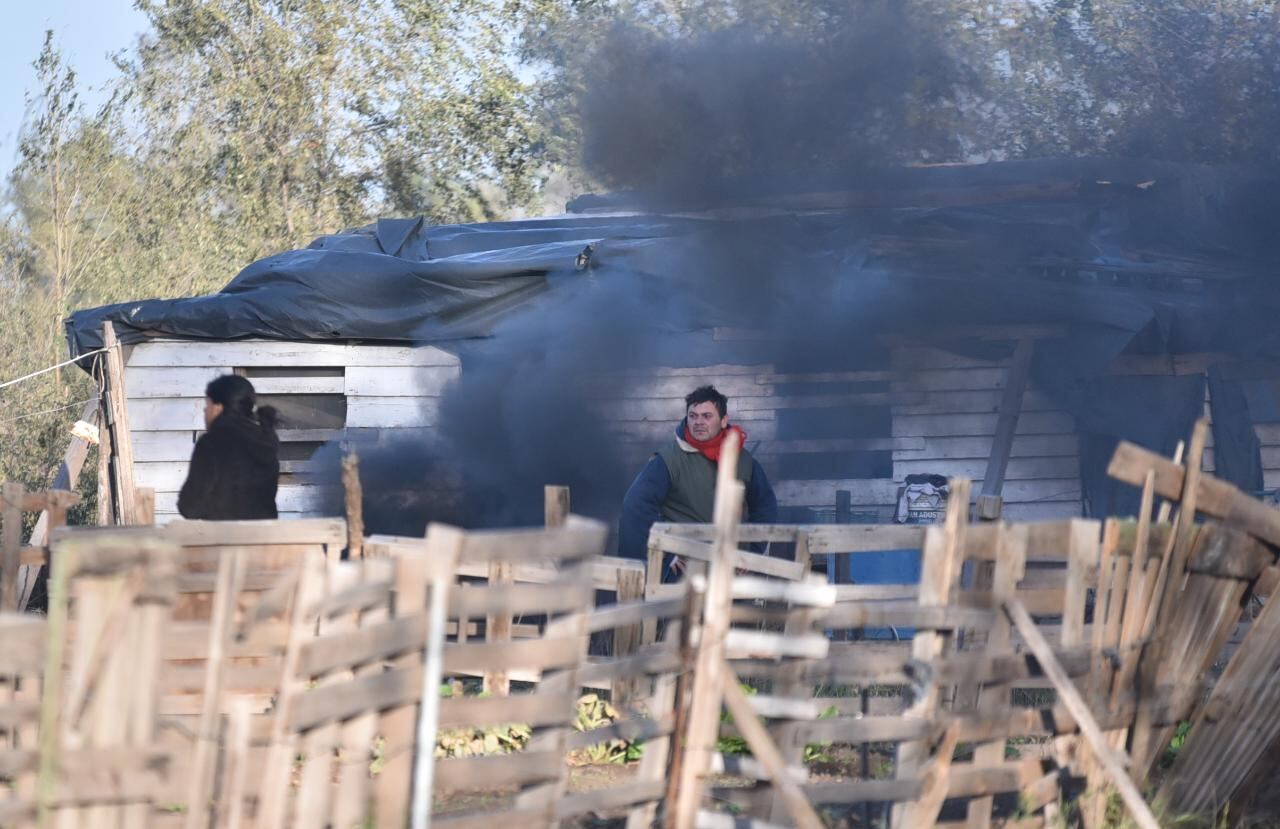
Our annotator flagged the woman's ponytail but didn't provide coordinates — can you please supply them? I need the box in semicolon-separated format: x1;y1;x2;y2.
256;405;279;433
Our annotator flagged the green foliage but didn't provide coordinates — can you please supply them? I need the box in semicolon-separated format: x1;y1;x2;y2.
802;705;838;765
571;693;644;765
430;692;644;764
1162;720;1194;769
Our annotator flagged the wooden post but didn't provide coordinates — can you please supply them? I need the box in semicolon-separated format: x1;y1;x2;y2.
977;338;1035;521
216;697;253;829
374;546;433;827
670;432;744;829
832;489;852;584
768;530;816;823
341;449;364;559
893;478;970;828
1;482;23;612
257;553;325;829
97;418;114;526
102;322;138;526
410;526;463;829
183;549;246;829
965;524;1028;827
480;484;568;697
545;485;570;527
612;566;645;704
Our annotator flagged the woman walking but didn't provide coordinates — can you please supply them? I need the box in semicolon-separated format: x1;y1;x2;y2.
178;374;280;520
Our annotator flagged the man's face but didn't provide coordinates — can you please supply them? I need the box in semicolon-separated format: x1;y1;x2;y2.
686;401;728;441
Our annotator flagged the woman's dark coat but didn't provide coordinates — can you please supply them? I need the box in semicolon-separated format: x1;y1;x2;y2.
177;412;279;520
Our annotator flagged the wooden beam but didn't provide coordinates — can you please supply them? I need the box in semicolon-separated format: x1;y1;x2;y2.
341;450;364;559
670;432;745;829
1107;437;1280;548
102;322;139;525
978;338;1036;520
1;483;23;612
1004;598;1161;829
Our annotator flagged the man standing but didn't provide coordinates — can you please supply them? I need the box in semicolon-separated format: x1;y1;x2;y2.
618;385;778;570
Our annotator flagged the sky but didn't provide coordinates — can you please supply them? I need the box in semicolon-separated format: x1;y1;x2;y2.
0;1;147;176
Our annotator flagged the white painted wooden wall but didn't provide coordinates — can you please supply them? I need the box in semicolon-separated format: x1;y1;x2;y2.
123;339;460;522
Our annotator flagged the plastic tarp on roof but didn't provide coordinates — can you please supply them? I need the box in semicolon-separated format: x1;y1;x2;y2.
65;215;705;354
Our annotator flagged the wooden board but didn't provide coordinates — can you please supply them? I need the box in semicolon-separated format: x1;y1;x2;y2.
127;399;205;431
131;431;198;463
344;365;459;397
893;434;1079;461
893;389;1057;416
126;339;460;368
892;412;1075;438
893;456;1079;483
775;478;1080;507
346;398;440;428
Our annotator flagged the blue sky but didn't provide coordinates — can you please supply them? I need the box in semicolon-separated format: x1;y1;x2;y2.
0;1;147;176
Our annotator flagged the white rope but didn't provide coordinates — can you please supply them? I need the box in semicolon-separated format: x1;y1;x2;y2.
0;347;109;391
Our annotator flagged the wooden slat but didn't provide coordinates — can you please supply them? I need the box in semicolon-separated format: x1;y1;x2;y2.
346;397;441;428
126;367;344;398
1108;440;1280;548
892;411;1075;438
893;434;1079;461
776;478;1080;508
443;638;582;674
345;365;459;397
161;518;346;547
557;780;666;818
821;602;995;631
437;691;570;729
127;339;459;367
895;456;1079;483
449;580;595;617
653;533;805;580
586;596;688;633
455;521;609;565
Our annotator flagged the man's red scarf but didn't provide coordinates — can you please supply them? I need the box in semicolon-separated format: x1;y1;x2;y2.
682;422;748;463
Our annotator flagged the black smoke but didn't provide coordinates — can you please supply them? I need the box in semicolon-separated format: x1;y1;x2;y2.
575;5;966;205
319;1;1280;538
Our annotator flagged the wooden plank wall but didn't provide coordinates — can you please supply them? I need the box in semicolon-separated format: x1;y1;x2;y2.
603;347;1084;523
123;340;460;522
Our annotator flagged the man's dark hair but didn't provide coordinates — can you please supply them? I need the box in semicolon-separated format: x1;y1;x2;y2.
685;385;728;418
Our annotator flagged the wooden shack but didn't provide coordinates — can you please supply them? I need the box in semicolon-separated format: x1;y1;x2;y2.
75;158;1278;539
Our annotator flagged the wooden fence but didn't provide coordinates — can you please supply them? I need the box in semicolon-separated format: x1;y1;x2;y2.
7;419;1280;826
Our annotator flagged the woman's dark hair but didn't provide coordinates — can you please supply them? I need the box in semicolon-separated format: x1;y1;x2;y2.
205;374;279;431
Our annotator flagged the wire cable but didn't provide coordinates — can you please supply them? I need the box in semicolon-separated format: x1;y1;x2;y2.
0;348;109;391
0;397;99;426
